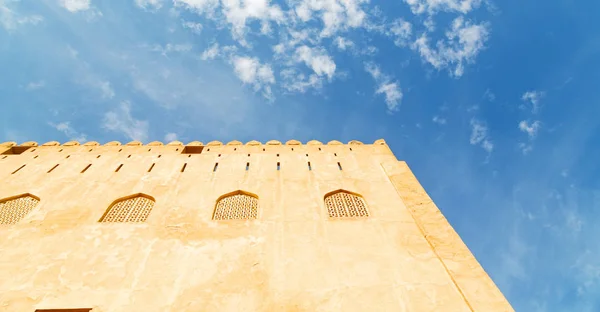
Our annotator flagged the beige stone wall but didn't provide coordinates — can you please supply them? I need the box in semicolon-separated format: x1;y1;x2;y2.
0;140;512;311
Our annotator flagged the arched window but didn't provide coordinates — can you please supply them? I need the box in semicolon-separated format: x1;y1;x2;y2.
0;194;40;225
213;191;258;220
324;190;369;218
100;194;154;223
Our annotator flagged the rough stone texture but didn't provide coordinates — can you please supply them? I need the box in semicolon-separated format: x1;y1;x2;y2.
0;140;513;311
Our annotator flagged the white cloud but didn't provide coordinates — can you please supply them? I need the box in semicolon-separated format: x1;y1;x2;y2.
376;82;402;111
48;122;88;142
389;18;412;47
102;101;149;142
149;43;193;56
232;55;275;100
433;115;447;125
135;0;164;10
60;0;91;12
519;120;541;139
470;118;493;152
98;81;115;99
280;69;322;93
164;132;178;142
412;17;489;77
24;80;45;91
200;43;220;60
518;142;533;155
365;62;402;112
483;88;495;101
403;0;482;15
295;45;336;79
521;90;545;113
294;0;367;37
0;1;43;30
182;21;202;33
334;37;354;51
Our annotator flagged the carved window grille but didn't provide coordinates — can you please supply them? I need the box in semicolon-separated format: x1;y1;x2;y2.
100;195;154;223
324;191;369;218
0;194;39;225
213;192;258;220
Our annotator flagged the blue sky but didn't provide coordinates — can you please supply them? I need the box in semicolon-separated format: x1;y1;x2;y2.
1;0;600;310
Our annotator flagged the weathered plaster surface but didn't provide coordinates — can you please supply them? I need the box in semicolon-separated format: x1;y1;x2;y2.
0;140;513;311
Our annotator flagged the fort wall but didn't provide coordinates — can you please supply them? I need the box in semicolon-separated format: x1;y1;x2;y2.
0;139;512;311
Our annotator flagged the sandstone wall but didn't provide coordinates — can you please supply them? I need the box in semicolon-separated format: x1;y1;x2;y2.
0;140;512;312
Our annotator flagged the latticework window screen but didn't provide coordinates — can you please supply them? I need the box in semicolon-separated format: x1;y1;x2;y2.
100;195;154;223
0;195;39;225
213;192;258;220
324;191;369;218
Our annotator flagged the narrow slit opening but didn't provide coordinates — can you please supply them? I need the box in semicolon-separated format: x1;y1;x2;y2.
218;154;221;157
148;148;151;152
277;162;280;171
181;163;187;172
248;153;250;157
213;163;219;172
127;155;131;158
291;148;294;151
118;148;122;152
59;149;63;152
277;153;279;157
148;163;155;172
207;148;210;151
349;147;353;151
66;155;70;158
31;149;36;152
334;153;337;156
47;164;59;173
308;162;312;171
188;154;191;158
246;162;250;171
81;164;92;173
96;155;101;158
33;155;38;159
234;148;237;151
158;154;162;158
11;164;26;174
318;147;321;151
2;155;7;159
263;148;265;151
337;162;342;170
89;149;93;152
115;164;123;172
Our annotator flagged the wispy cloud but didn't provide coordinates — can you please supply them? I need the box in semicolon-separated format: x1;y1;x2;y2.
0;1;43;31
433;115;447;125
231;55;275;100
365;62;403;112
24;80;45;91
164;132;178;142
48;121;88;142
102;101;149;142
412;16;489;77
522;90;545;113
470;118;493;152
59;0;91;12
519;120;541;139
135;0;164;11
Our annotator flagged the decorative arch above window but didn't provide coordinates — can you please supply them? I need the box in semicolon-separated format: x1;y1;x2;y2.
213;190;258;220
0;193;40;225
324;190;369;218
99;193;155;223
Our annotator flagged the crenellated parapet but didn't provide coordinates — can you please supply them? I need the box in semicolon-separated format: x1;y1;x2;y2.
0;139;384;148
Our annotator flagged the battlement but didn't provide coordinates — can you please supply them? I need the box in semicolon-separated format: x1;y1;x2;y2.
0;139;387;148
